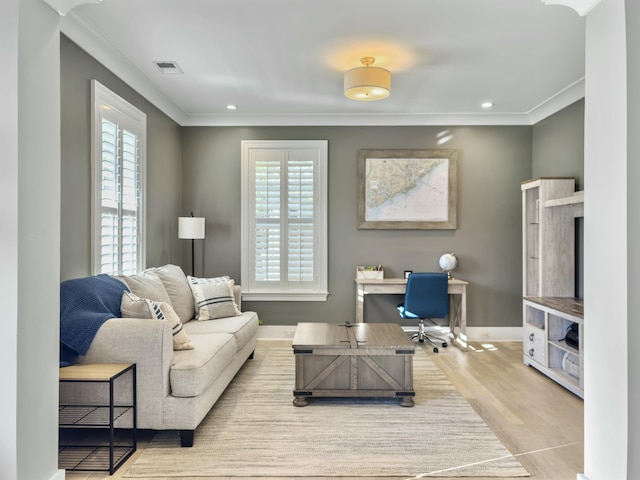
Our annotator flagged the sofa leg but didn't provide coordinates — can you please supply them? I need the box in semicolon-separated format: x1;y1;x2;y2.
179;430;194;447
249;350;255;359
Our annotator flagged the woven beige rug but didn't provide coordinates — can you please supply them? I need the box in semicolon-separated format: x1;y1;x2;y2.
124;341;529;477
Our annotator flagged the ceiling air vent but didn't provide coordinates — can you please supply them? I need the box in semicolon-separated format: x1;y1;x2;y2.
153;61;183;74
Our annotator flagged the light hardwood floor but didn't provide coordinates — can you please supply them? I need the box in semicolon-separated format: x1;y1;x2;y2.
64;340;583;480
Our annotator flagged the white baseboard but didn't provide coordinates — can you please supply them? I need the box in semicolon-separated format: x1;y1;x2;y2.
49;469;65;480
467;326;523;342
258;325;296;339
258;325;523;342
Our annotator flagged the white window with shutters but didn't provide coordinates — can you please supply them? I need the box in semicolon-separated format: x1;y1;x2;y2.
241;140;328;301
91;80;146;276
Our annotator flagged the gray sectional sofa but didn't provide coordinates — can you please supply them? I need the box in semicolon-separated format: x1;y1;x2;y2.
59;264;259;447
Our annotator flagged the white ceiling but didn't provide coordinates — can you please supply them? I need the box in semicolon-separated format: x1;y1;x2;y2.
63;0;586;126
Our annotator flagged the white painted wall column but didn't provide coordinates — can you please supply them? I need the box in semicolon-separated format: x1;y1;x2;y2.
12;0;62;479
583;0;628;478
0;1;20;477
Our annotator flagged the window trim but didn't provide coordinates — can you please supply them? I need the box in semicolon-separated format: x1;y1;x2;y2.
241;140;328;301
90;80;147;275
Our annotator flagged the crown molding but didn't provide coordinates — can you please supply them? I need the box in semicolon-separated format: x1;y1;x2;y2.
41;0;102;16
541;0;601;16
527;77;585;124
181;112;532;127
60;11;187;125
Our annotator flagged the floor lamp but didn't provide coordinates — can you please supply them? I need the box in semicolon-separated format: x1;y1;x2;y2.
178;213;205;276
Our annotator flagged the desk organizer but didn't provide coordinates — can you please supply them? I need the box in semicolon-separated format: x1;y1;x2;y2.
357;265;384;280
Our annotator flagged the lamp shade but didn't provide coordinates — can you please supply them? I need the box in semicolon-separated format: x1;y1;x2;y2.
178;216;205;239
344;57;391;101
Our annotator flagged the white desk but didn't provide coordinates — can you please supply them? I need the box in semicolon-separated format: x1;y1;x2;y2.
355;277;468;350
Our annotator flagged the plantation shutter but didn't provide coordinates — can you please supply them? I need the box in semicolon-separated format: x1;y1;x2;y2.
119;128;140;275
242;140;328;301
92;80;146;276
98;119;141;275
287;158;314;282
254;157;281;281
99;118;119;274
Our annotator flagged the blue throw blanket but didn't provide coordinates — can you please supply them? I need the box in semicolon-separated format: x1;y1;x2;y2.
60;274;129;367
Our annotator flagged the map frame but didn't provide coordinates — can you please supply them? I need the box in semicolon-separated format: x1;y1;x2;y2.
357;149;458;230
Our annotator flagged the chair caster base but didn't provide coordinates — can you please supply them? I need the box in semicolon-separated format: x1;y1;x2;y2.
433;347;439;353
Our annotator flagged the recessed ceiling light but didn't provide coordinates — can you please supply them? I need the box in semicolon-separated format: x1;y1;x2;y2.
481;102;494;109
226;104;237;110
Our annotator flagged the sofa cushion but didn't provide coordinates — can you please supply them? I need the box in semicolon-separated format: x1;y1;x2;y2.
187;275;241;321
116;273;172;305
121;292;194;351
183;311;259;352
144;264;195;325
170;333;237;397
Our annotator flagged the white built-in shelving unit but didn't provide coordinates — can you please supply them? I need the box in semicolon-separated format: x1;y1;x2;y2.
521;178;584;398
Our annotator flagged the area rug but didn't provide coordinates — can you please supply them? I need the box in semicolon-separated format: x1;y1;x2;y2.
124;341;529;478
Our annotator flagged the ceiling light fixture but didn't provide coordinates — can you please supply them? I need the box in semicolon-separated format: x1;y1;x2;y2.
226;104;237;110
481;102;494;109
344;57;391;101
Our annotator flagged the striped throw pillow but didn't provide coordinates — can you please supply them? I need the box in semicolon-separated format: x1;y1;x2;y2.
187;275;241;321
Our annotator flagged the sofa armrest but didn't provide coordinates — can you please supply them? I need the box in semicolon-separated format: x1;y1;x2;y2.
72;317;174;430
233;284;242;311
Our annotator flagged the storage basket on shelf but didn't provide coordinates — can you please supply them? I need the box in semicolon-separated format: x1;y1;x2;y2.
356;265;384;280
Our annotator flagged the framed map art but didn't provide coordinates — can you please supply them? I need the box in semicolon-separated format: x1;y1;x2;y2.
357;149;458;229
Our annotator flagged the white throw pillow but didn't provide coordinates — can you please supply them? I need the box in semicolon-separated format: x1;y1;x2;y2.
121;291;194;350
187;275;241;321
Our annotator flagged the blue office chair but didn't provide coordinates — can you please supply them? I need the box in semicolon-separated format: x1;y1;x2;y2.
397;272;449;353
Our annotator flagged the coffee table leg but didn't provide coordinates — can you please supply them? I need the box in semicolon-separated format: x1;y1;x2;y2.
398;396;414;407
293;396;309;407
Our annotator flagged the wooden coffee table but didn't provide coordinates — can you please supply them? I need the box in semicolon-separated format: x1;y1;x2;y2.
292;322;415;407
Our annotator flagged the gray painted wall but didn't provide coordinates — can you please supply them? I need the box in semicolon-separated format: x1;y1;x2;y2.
60;35;183;281
532;98;585;299
182;126;533;328
532;99;585;189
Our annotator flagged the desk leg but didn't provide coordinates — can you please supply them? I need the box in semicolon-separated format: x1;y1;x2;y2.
461;289;467;348
355;286;365;323
449;292;468;351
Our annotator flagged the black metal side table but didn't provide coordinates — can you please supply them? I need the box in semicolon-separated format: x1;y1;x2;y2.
58;363;136;475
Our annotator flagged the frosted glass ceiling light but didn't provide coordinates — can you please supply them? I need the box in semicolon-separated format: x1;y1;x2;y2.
344;57;391;101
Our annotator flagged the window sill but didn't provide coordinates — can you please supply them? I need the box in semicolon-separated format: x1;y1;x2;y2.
241;291;329;302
